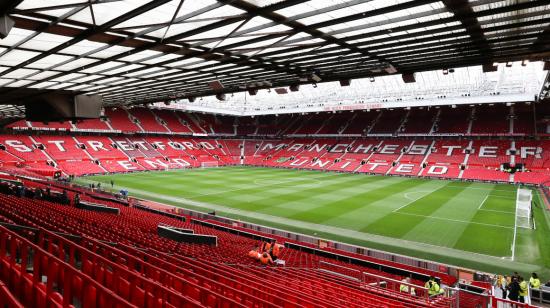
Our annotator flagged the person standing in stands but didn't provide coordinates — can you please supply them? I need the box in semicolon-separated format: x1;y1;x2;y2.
270;240;280;261
499;275;508;299
35;188;43;199
400;278;416;296
74;193;80;206
519;276;528;303
264;240;272;253
16;185;24;197
530;273;541;289
507;277;520;302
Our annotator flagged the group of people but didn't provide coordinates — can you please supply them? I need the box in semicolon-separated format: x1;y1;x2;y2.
248;239;282;266
0;180;70;205
425;276;445;297
87;180;115;191
399;276;444;298
497;272;546;303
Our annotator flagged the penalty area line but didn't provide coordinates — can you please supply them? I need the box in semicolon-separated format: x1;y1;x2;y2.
394;212;514;229
477;194;489;210
393;192;434;213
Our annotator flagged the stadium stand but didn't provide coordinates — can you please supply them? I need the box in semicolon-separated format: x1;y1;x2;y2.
470;105;511;135
401;108;437;135
104;108;142;133
1;106;549;183
433;106;471;135
128;108;169;133
369;109;407;135
152;109;195;134
254;115;281;136
75;117;112;131
0;176;465;307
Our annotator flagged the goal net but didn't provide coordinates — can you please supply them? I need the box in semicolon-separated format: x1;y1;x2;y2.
201;161;219;168
515;188;533;229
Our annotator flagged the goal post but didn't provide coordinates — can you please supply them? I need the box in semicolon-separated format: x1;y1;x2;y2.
201;161;219;168
515;188;533;229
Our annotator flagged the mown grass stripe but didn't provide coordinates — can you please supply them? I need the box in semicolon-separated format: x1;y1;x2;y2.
287;177;431;224
360;182;472;238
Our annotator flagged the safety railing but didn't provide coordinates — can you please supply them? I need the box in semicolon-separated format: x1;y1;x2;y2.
530;286;550;306
491;297;535;308
361;271;431;303
319;260;362;281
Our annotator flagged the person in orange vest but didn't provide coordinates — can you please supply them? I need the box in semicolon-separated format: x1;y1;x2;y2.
259;252;274;265
248;247;260;260
264;240;272;252
270;240;280;260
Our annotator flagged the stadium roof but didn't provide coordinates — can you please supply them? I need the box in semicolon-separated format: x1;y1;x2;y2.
0;0;549;114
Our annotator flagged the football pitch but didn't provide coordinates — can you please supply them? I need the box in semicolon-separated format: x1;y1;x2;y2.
80;166;550;276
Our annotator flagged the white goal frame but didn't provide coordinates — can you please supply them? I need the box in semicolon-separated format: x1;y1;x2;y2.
515;188;532;229
511;188;533;260
201;161;219;168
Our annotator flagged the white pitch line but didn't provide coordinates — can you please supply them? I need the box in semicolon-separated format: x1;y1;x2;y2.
188;173;339;198
394;212;514;229
392;192;434;213
445;185;520;193
478;209;515;214
477;195;490;210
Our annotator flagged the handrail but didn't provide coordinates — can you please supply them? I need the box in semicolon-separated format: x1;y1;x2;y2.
0;281;24;308
287;241;439;284
363;272;427;291
37;227;204;307
0;225;133;307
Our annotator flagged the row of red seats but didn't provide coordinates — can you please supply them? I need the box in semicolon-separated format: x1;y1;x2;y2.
2;135;549;184
6;103;546;136
0;225;134;307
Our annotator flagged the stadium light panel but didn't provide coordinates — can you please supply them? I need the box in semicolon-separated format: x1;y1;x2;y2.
339;79;351;87
274;88;288;94
209;80;224;90
311;74;322;82
402;73;416;83
289;85;300;92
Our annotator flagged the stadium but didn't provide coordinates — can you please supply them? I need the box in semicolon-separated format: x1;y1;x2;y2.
0;0;548;307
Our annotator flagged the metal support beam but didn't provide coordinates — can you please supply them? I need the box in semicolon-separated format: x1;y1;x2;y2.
442;0;492;60
0;0;23;15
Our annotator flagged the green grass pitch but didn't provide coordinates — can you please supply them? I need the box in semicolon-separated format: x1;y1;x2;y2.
80;166;550;277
